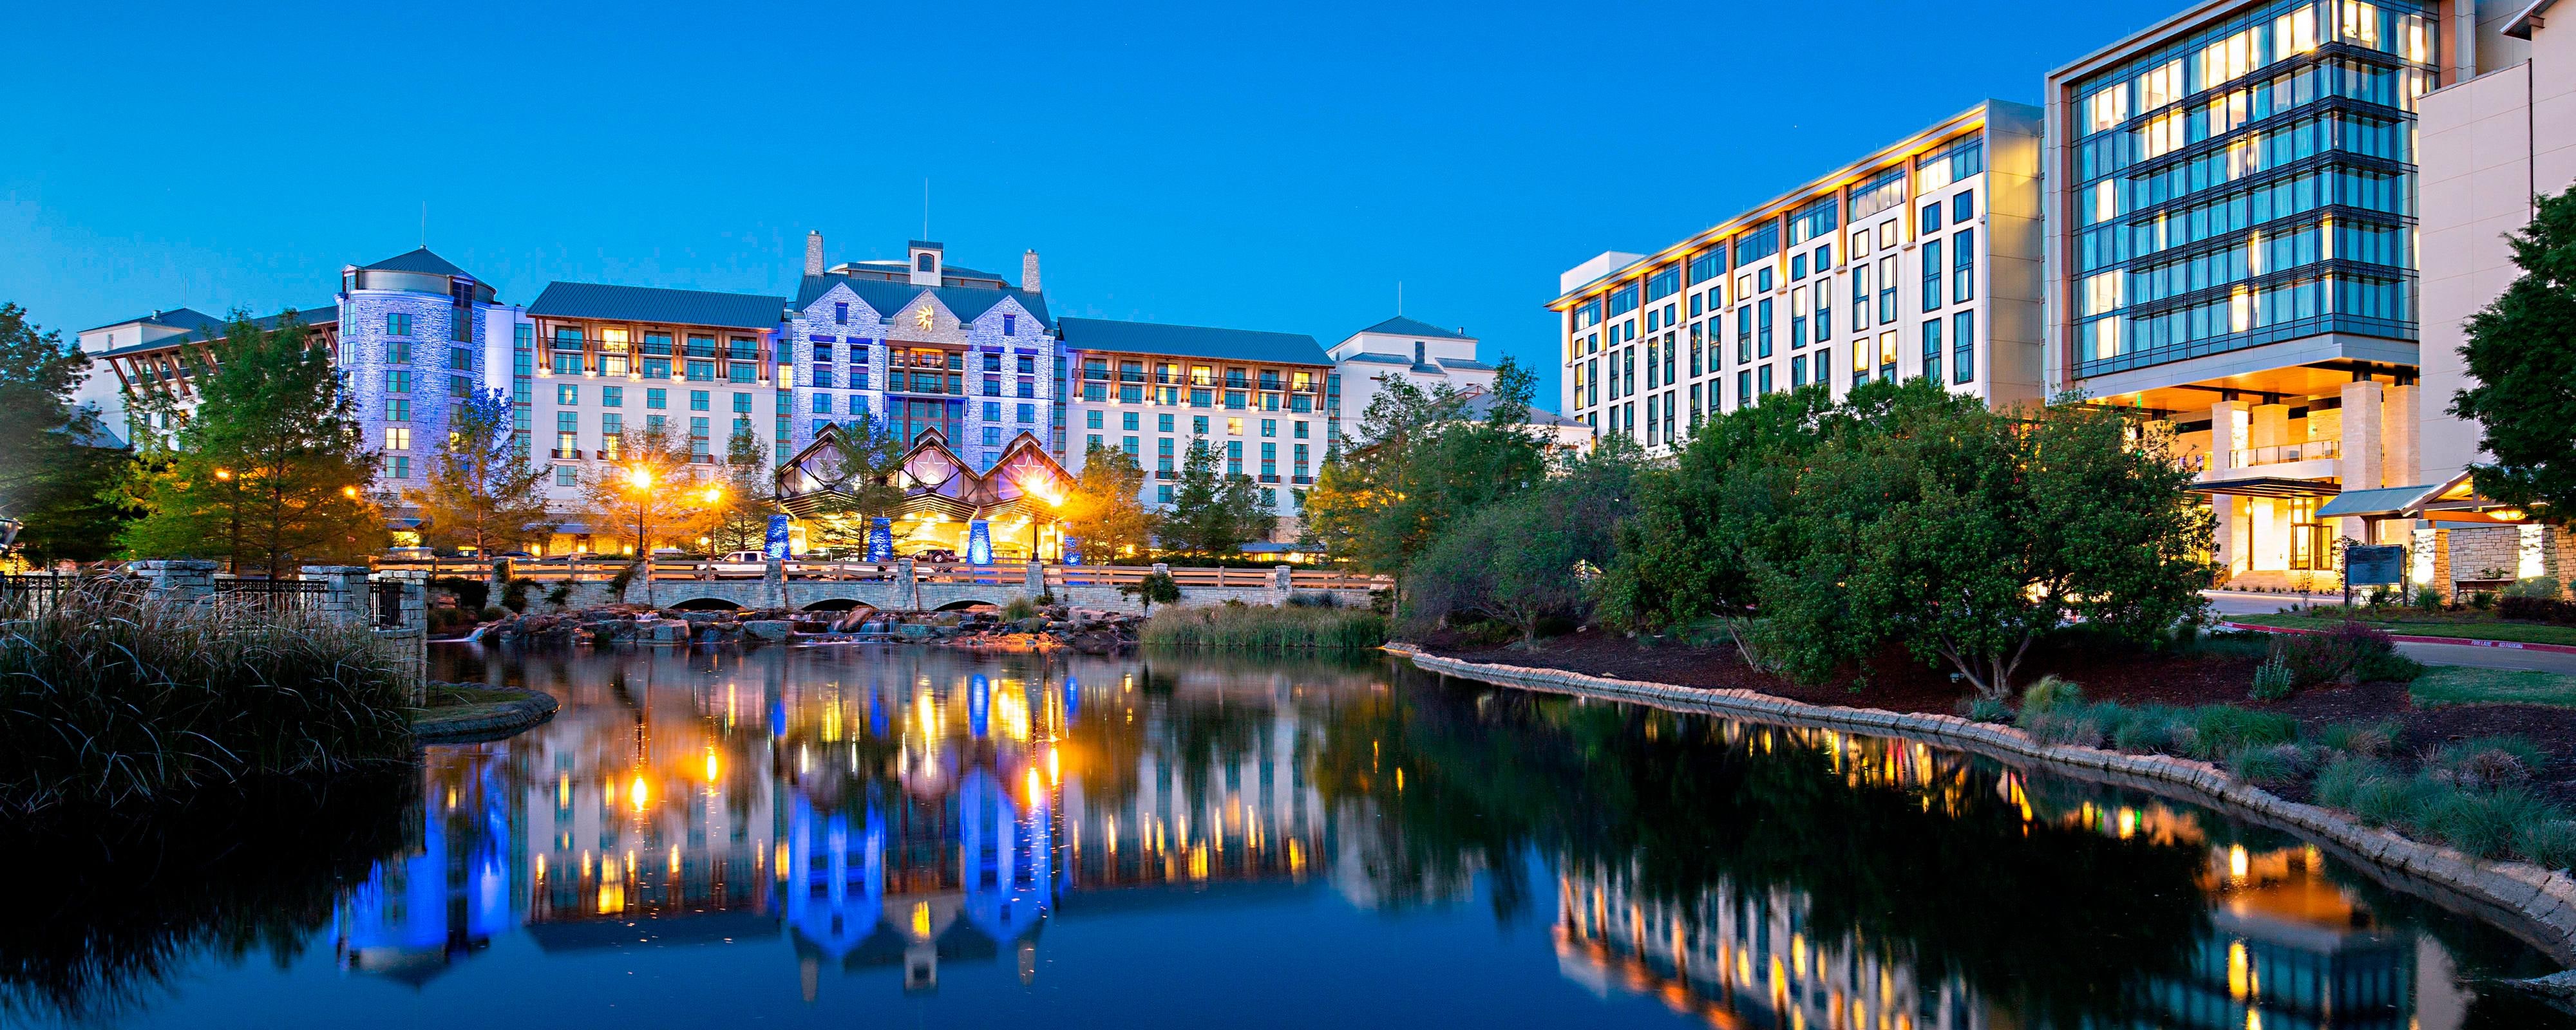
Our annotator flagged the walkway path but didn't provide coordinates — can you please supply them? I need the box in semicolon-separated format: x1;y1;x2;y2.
2204;590;2576;675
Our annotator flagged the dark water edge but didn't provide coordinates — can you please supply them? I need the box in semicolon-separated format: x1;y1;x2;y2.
1;643;2571;1029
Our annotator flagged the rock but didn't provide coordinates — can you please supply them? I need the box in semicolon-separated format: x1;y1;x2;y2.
647;622;689;644
898;623;937;641
933;612;963;627
1018;617;1048;634
745;620;793;641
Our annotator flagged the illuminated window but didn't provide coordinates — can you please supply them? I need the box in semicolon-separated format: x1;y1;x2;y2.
2137;59;2184;111
385;426;410;451
2085;86;2128;133
2274;6;2319;58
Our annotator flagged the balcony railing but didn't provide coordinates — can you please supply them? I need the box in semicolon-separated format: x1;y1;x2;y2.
2232;440;2340;467
552;448;583;460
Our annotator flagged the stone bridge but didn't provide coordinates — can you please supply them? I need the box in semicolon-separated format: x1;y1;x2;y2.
553;559;1374;614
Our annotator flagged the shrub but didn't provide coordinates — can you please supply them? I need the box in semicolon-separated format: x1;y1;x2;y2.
999;595;1039;621
1955;697;2012;723
1138;604;1387;650
544;584;573;608
2018;702;2108;747
501;577;535;613
2226;744;2309;785
0;581;416;812
2020;675;2083;713
605;561;641;598
2249;657;2297;700
479;606;504;621
2499;594;2576;624
2317;721;2401;759
2416;587;2445;613
427;575;489;612
2192;629;2275;661
2108;706;2183;752
2472;591;2496;610
2276;621;2400;687
2181;706;2298;760
2428;736;2546;790
2421;788;2553;859
1285;591;1340;608
2519;821;2576;871
2505;576;2562;599
2349;773;2435;827
2313;756;2387;809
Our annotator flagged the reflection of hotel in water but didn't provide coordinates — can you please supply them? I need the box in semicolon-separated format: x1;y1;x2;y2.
337;651;1349;997
1554;726;2459;1030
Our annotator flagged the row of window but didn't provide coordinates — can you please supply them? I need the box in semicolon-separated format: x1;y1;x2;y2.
2076;162;2410;274
1085;411;1312;439
2078;271;2412;371
545;384;753;413
2074;1;2433;137
379;312;472;343
380;370;476;398
1596;311;1982;449
826;300;1028;339
1081;434;1317;479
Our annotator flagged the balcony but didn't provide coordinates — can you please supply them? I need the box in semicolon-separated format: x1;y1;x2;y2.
551;448;583;460
2190;439;2352;496
1258;474;1280;483
1293;474;1312;485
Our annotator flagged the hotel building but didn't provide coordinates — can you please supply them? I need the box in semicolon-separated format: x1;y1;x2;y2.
1057;317;1333;521
1549;100;2047;455
2045;0;2453;588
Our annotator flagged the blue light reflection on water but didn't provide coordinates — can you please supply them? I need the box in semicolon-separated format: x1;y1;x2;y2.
60;645;2576;1029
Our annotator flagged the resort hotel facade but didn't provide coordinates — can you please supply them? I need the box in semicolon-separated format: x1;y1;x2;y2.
76;234;1525;559
1554;0;2576;598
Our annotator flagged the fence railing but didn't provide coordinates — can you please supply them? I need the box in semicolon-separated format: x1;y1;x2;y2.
0;572;86;617
212;576;332;613
372;581;406;628
375;557;1391;594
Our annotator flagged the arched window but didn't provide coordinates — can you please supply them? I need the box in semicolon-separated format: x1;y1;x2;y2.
916;253;936;272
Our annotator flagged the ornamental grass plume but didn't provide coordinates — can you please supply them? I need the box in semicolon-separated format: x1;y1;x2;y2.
0;578;417;814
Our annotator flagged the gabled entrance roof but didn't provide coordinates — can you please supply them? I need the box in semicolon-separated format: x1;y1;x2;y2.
775;423;1073;521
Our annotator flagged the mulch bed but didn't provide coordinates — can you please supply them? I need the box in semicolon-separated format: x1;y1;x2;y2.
1418;627;2576;805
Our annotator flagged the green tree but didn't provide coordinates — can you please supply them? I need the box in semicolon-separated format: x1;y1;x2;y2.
120;310;383;576
2453;187;2576;520
1303;357;1550;584
0;303;135;565
1759;381;2213;698
1061;443;1155;564
1406;437;1644;644
707;426;777;553
400;388;551;556
577;421;720;559
1119;570;1181;614
1598;384;1839;664
806;415;908;554
1160;440;1273;557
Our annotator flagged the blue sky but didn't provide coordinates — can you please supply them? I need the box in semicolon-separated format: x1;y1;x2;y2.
5;0;2177;410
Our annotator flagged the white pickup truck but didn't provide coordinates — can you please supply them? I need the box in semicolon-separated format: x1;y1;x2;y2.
699;550;777;579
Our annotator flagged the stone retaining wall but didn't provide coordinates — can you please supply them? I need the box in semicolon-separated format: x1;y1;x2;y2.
1394;646;2576;964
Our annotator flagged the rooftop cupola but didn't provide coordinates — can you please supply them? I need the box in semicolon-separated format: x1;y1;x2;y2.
908;241;943;286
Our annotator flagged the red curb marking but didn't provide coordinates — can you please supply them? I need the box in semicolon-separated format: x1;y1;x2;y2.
2217;621;2576;655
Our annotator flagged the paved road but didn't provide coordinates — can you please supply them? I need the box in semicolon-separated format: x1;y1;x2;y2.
2200;590;2576;674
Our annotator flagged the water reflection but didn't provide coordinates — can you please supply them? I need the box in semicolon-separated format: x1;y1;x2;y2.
14;648;2575;1028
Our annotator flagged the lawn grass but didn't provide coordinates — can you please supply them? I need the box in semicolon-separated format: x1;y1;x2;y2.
2412;665;2576;707
2230;610;2576;647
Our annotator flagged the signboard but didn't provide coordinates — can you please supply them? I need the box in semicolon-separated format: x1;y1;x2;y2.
1062;536;1081;566
763;516;791;561
967;520;993;565
2345;544;2407;586
866;518;893;562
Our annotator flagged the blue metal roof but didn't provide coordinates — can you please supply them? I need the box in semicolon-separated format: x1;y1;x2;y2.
529;281;786;330
90;304;336;356
83;306;222;334
1356;315;1472;340
361;247;471;277
793;274;1051;330
1059;317;1329;366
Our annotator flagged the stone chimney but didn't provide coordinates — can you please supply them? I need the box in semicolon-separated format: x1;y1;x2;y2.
1021;250;1041;294
804;231;824;277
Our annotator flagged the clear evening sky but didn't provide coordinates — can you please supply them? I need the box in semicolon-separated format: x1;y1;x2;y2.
5;0;2179;409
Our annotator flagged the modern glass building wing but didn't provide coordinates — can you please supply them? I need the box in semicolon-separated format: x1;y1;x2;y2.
2060;0;2438;380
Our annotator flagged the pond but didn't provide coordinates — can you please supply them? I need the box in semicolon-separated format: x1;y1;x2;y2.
8;644;2575;1029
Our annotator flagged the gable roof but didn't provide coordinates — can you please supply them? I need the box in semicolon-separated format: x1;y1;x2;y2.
88;304;338;355
1356;315;1472;341
1058;317;1329;366
793;274;1052;329
360;247;471;277
529;281;784;330
84;307;223;334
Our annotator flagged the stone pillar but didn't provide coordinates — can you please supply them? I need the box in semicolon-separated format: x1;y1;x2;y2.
766;558;785;612
896;558;916;611
301;565;372;624
2249;400;2291;452
133;559;219;607
2382;382;2419;488
1273;565;1294;597
2340;380;2385;544
1024;560;1045;597
2209;400;2248;575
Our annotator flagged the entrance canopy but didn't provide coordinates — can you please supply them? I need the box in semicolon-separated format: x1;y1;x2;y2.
776;426;1075;559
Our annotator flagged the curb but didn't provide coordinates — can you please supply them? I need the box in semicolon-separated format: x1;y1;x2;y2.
413;688;560;743
2217;621;2576;655
1385;643;2576;963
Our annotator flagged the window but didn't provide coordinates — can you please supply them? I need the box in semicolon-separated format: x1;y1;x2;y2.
1687;247;1726;286
1915;133;1984;192
388;342;413;364
1122;411;1139;431
1756;299;1773;357
602;386;623;407
1788;195;1839;247
689;390;710;411
1951;190;1975;223
387;398;410;422
2084;85;2129;134
685;359;714;381
815;393;833;414
1757;364;1772;395
1852;263;1871;330
1225;440;1244;476
983;401;1003;422
1922;238;1944;310
1953;229;1976;303
1922;319;1944;383
389;456;410;480
732;392;751;414
1877;256;1899;323
386;313;412;335
916;252;935;272
385;370;412;393
1193;415;1209;435
1226;417;1244;435
833;302;848;325
385;426;411;451
1018;404;1035;423
1736;370;1750;407
450;374;470;398
555;465;578;487
646;388;667;409
1004;314;1018;336
984;426;1003;447
1293;421;1309;438
556;384;578;406
1920;201;1945;234
1851;165;1907;220
1086;410;1103;429
1644;263;1681;304
1952;311;1976;384
449;346;472;370
1159;414;1175;433
1260;418;1276;437
1157;485;1174;505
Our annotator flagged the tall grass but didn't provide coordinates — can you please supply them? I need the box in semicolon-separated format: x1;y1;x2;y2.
1140;604;1388;650
0;580;417;814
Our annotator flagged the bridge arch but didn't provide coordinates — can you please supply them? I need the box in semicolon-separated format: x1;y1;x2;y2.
798;598;875;612
934;599;1000;612
667;597;746;611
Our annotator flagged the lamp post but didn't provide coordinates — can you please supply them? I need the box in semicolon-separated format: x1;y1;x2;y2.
627;464;653;605
214;467;240;574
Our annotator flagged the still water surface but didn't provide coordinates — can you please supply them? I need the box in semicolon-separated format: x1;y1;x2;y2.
12;645;2576;1028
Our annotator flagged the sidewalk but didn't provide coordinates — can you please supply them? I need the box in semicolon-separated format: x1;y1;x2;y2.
2206;593;2576;675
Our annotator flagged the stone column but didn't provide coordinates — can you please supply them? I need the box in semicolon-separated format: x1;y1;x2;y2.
2249;400;2291;453
2340;380;2386;543
301;565;372;624
766;558;785;612
2382;382;2418;487
896;557;916;611
1273;565;1294;598
1024;560;1045;597
2209;401;2248;575
132;559;218;607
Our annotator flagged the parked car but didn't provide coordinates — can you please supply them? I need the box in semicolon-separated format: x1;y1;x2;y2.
695;550;770;578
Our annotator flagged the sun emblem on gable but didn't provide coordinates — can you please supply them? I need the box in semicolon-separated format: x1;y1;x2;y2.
914;304;936;330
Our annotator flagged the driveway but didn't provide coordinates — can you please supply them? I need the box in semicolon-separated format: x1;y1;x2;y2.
2201;590;2576;675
